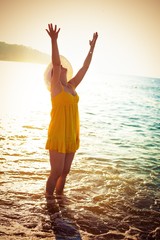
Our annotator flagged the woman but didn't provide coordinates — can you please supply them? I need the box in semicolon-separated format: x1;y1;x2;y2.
45;23;98;196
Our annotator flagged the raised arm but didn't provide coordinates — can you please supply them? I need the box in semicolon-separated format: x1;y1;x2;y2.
69;32;98;88
46;23;61;86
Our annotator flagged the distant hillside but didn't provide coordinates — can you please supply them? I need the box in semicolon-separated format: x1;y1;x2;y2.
0;42;50;64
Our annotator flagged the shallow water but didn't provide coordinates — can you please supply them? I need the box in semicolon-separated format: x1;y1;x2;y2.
0;62;160;239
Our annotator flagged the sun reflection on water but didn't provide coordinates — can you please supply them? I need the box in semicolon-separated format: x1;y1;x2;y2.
0;61;51;167
0;62;160;239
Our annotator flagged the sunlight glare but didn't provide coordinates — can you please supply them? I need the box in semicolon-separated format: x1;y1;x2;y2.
2;63;50;115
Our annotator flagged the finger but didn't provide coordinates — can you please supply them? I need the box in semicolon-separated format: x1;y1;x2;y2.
95;32;98;38
48;23;52;31
93;33;98;41
50;24;54;32
57;28;60;34
46;29;51;36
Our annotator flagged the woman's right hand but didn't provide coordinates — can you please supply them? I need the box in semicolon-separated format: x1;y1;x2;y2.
46;23;60;40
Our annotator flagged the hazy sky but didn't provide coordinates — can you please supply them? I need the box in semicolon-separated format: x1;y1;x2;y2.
0;0;160;77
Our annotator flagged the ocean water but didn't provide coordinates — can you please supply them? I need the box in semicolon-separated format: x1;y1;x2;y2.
0;61;160;240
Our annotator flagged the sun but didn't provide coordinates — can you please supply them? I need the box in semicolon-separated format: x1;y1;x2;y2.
1;62;51;119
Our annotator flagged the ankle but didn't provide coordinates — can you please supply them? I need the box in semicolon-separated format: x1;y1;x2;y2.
45;191;54;198
56;190;63;195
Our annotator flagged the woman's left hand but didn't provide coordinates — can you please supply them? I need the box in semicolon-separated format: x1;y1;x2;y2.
89;32;98;51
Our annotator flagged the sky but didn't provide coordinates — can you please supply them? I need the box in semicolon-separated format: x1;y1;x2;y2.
0;0;160;78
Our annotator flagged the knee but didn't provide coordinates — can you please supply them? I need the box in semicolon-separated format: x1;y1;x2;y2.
61;169;70;178
50;170;62;181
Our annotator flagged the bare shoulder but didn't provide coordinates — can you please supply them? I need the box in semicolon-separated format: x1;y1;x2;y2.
51;80;62;97
67;82;75;90
65;82;77;95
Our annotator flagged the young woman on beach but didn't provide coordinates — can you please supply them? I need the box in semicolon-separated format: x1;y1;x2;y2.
45;23;98;196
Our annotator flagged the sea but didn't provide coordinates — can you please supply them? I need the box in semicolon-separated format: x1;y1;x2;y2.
0;61;160;240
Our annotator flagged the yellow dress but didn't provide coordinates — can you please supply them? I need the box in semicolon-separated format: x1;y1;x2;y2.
45;87;79;153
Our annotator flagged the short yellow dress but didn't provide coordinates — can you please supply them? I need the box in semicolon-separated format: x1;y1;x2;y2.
45;86;80;153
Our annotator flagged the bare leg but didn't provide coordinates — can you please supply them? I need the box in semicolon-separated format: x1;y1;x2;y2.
46;150;65;196
56;152;75;195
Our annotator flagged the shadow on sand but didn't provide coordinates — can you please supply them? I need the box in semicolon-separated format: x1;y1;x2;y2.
46;194;82;240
